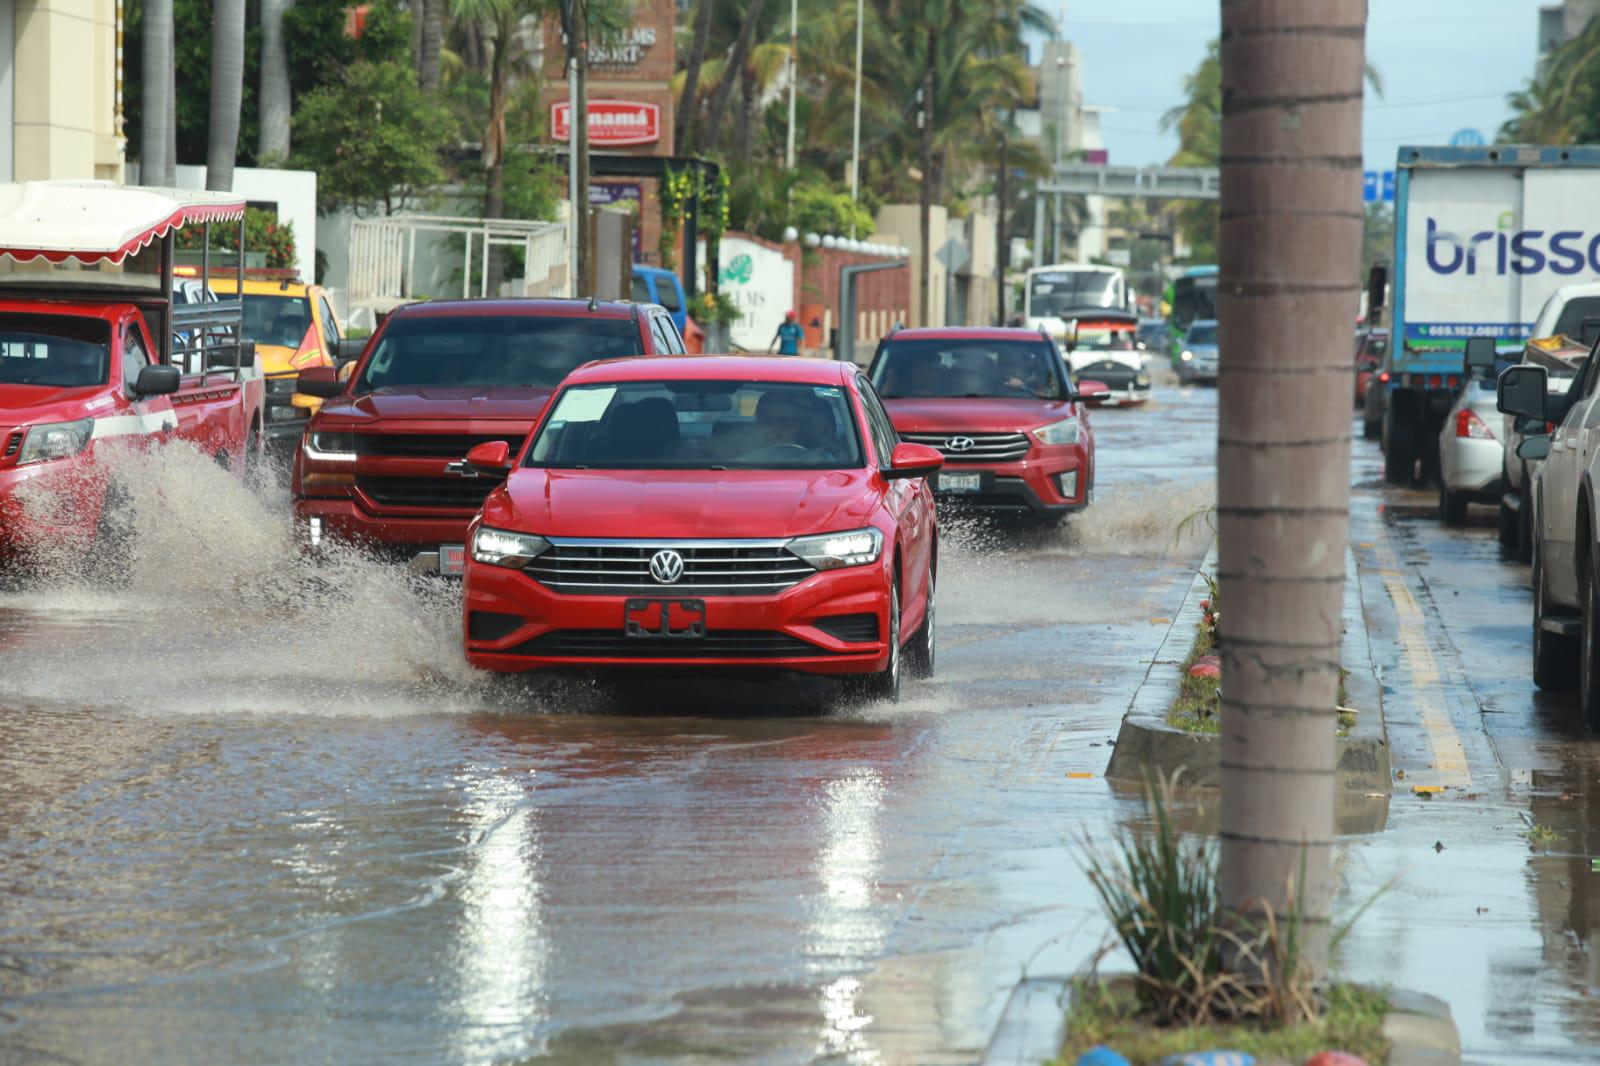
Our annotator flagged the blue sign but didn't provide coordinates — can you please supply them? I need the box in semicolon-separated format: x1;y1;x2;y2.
1450;128;1486;147
1363;170;1396;203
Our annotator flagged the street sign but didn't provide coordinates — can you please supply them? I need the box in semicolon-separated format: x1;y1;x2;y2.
1382;170;1396;202
1363;170;1396;203
935;238;969;273
1449;128;1485;147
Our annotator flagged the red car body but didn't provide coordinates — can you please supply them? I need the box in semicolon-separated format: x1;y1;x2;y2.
1354;327;1388;407
462;356;941;699
866;326;1095;518
1;300;262;567
291;298;685;571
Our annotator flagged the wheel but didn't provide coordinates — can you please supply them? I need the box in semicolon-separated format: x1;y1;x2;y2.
1534;537;1578;692
1383;406;1414;484
847;577;901;703
1516;467;1535;565
1498;496;1518;551
906;565;936;680
83;479;134;588
1439;483;1468;526
1362;415;1380;441
1583;554;1600;729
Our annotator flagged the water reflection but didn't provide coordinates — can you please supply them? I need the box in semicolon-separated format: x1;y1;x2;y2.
809;768;887;1061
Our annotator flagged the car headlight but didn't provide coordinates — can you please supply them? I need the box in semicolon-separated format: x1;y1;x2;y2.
787;528;884;570
1032;417;1081;446
265;375;298;398
304;430;357;461
1135;373;1151;386
472;526;551;568
1181;349;1194;361
17;418;94;465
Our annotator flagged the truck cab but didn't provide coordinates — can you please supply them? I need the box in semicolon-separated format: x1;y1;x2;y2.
0;182;264;573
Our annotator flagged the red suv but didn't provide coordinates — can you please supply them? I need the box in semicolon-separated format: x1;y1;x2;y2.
461;356;943;702
293;298;684;573
866;326;1096;519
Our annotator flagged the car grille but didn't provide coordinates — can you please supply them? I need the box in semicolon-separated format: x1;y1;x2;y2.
522;539;817;596
356;475;500;509
814;613;880;643
505;629;844;659
900;431;1031;463
1076;361;1142;386
356;433;527;458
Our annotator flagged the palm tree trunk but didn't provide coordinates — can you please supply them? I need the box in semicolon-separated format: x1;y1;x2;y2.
420;0;443;92
918;29;934;326
141;0;173;183
1216;0;1366;982
483;17;509;294
699;0;767;154
676;0;716;152
734;69;756;164
206;0;246;191
258;0;292;161
166;48;177;182
573;0;591;293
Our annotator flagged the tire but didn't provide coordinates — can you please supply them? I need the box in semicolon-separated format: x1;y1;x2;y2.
847;577;902;703
84;480;134;588
1498;496;1518;552
1362;415;1380;441
1384;405;1414;485
906;565;936;680
1533;538;1578;692
1582;555;1600;730
1439;483;1468;526
1516;466;1535;565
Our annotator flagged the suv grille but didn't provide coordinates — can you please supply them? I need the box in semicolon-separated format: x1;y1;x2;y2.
506;630;842;659
356;433;526;458
523;539;816;596
357;475;500;509
900;431;1031;462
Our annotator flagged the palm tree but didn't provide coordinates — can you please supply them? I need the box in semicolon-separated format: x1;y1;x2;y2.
420;0;445;92
259;0;293;161
207;0;246;191
677;0;717;152
141;0;175;184
699;0;770;154
1216;0;1366;981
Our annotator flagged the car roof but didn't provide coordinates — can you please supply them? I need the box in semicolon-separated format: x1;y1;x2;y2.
391;297;649;320
888;326;1050;342
1189;318;1218;328
0;298;129;323
566;355;855;386
210;278;313;297
1548;281;1600;300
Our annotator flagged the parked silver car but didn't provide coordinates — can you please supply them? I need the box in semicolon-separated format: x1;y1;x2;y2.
1438;338;1503;526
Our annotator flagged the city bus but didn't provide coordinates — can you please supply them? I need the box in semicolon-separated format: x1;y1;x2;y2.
1167;265;1217;359
1023;263;1132;342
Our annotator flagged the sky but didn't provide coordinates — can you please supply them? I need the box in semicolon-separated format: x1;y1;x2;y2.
1053;0;1552;173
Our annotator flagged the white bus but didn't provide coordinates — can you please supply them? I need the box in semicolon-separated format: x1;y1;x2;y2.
1022;263;1132;339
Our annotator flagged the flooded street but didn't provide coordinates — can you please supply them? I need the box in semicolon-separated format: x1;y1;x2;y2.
4;377;1599;1064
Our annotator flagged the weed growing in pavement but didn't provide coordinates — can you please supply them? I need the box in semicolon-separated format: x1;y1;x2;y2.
1524;824;1559;848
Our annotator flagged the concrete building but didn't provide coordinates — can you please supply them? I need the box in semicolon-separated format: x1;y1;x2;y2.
0;0;126;182
1540;1;1600;69
1015;38;1107;267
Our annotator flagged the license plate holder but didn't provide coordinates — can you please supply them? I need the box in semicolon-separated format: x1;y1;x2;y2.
937;472;983;494
625;598;706;639
439;543;466;575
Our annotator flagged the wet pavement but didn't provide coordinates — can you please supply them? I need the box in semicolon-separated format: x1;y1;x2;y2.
3;373;1598;1064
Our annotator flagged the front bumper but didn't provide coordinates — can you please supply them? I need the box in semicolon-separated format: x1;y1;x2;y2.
295;496;476;566
929;448;1089;515
0;460;104;567
464;555;893;675
263;375;320;440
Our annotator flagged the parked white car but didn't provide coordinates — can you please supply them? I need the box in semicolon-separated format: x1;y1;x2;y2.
1436;339;1504;525
1500;340;1582;561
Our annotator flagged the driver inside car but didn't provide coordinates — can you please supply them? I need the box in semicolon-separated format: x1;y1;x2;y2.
750;390;844;461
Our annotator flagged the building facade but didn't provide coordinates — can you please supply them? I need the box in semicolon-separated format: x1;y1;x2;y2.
0;0;125;182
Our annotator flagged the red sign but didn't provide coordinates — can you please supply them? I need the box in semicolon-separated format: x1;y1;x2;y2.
551;100;661;146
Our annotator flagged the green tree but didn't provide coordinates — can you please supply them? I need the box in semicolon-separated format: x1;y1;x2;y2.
290;60;456;215
1501;17;1600;143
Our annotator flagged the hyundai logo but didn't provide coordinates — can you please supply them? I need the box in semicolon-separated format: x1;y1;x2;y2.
947;436;976;453
649;549;685;584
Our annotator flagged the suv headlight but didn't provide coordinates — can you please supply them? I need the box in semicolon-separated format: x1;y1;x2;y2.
304;430;357;461
472;526;550;568
1180;349;1195;361
18;418;94;465
1032;417;1081;446
787;528;884;570
265;375;298;398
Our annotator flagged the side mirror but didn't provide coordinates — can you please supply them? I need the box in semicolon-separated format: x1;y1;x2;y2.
1464;337;1497;376
135;364;181;396
884;441;944;480
457;440;513;477
1517;434;1551;461
296;365;344;398
1497;364;1550;420
336;337;367;372
1077;379;1111;404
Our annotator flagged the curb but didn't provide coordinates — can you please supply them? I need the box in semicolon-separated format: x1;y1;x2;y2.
983;977;1461;1065
1104;546;1391;793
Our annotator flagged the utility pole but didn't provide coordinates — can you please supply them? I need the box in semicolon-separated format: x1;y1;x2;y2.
917;41;933;327
785;0;798;170
996;123;1008;325
573;0;591;294
1217;0;1366;983
849;0;863;231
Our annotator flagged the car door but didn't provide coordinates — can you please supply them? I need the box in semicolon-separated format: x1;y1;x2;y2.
115;319;179;449
858;375;933;624
1545;345;1600;597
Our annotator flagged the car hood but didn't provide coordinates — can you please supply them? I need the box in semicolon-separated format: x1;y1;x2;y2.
482;468;881;539
1070;350;1144;372
881;396;1077;433
324;386;555;423
0;384;111;426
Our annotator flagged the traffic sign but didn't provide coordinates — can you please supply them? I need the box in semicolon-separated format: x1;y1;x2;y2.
935;238;970;273
1382;170;1396;202
1363;170;1395;203
1449;128;1485;147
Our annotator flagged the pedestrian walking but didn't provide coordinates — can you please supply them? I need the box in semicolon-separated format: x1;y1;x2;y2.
770;310;804;355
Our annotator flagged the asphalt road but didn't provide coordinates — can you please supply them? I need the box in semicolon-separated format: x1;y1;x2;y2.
3;373;1596;1064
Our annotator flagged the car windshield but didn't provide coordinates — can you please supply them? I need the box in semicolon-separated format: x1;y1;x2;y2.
1027;270;1120;317
1187;323;1219;345
871;338;1067;399
358;315;643;392
0;314;111;388
1553;296;1600;342
1359;334;1388;363
242;294;313;348
526;379;865;470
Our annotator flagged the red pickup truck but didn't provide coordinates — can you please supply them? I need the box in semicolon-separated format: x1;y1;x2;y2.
292;297;685;573
0;183;263;573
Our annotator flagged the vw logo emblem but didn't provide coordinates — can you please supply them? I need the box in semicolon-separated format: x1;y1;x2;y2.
649;549;685;584
947;436;976;453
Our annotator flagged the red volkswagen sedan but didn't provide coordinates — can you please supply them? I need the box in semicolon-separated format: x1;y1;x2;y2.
867;326;1097;520
461;356;943;702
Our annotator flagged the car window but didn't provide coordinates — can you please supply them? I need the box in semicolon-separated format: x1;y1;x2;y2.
655;281;682;314
648;315;670;354
657;313;686;354
1553;297;1600;342
856;375;900;465
318;296;341;350
630;275;651;304
0;314;111;388
241;294;313;348
1186;322;1219;345
526;379;865;470
870;337;1066;399
123;326;151;390
357;315;645;392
